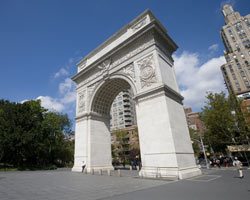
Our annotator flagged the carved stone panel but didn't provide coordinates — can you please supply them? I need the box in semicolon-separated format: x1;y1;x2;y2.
118;63;136;83
87;82;99;107
78;90;86;114
138;54;157;88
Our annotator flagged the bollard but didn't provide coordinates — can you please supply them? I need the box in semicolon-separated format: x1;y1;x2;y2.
99;169;102;176
107;169;111;176
84;168;87;174
117;169;121;177
129;166;132;171
91;169;94;175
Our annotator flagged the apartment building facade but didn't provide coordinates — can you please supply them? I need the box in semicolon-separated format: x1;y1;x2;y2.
220;5;250;96
110;90;136;131
184;107;205;134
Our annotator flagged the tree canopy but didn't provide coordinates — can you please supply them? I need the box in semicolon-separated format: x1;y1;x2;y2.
200;92;250;154
0;99;74;169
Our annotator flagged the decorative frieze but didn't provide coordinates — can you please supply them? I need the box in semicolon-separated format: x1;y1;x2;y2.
138;54;157;88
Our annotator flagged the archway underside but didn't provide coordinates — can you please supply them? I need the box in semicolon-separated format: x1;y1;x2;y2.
91;78;132;115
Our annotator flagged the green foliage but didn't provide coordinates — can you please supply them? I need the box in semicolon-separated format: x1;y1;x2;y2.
113;129;130;164
0;99;74;169
200;92;250;154
128;127;140;161
189;128;201;156
112;127;141;165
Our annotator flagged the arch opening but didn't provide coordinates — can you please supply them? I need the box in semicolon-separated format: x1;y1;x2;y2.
91;78;134;115
90;78;140;169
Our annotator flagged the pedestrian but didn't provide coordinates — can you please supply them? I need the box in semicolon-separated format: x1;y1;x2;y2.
209;159;213;168
82;160;86;173
233;157;244;179
130;160;135;170
216;158;221;168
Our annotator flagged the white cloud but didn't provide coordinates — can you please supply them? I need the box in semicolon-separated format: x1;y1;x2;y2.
37;96;65;112
59;78;76;104
36;77;76;112
173;51;226;111
54;68;69;79
21;99;28;104
59;78;74;94
208;44;219;52
61;90;76;104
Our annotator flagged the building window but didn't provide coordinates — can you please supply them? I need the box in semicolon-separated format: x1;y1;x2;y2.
240;71;245;76
225;55;231;61
228;65;234;72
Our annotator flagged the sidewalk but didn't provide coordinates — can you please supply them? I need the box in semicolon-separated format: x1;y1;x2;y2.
0;168;249;200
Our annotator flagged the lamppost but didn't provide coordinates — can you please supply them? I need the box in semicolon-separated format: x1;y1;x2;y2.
192;134;209;169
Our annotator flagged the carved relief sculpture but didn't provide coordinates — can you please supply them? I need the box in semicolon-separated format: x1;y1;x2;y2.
78;90;86;113
98;58;111;74
121;63;136;83
87;82;99;106
138;54;157;88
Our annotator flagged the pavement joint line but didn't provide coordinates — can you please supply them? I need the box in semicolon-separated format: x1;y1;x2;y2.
186;175;221;182
95;179;179;200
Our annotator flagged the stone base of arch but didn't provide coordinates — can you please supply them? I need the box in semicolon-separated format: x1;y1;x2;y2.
139;166;201;180
72;166;114;173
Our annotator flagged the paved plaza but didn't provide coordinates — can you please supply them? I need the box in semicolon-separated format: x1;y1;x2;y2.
0;168;249;200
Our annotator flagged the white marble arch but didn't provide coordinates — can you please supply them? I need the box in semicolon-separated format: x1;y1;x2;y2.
71;9;201;179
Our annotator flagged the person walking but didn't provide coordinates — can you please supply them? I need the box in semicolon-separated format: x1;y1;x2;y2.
233;157;244;179
82;161;86;173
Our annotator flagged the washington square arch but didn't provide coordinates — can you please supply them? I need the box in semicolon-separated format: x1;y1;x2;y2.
71;10;201;179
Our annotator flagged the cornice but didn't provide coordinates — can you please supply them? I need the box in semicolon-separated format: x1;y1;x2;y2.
75;9;177;75
72;21;177;82
134;84;183;105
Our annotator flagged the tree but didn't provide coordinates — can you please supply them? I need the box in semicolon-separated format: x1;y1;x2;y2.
200;92;250;154
128;126;140;161
189;128;201;157
0;99;74;169
112;129;130;166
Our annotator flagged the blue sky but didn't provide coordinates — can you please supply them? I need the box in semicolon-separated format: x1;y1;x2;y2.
1;0;250;123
